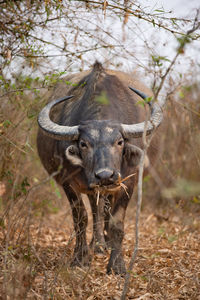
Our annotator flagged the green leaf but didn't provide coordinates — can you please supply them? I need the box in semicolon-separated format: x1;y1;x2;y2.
158;227;165;236
21;177;30;194
55;187;61;199
50;178;55;188
154;9;165;13
192;196;200;204
3;120;12;128
143;175;151;183
168;235;178;243
179;90;184;99
144;96;153;104
136;100;145;107
95;91;109;105
50;179;61;199
151;55;170;67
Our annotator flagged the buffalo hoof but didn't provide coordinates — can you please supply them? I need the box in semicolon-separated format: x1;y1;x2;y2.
90;238;107;254
93;244;107;255
70;249;91;267
70;255;91;267
106;263;126;276
106;252;126;276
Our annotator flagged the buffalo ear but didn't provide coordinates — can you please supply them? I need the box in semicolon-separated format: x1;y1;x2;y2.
65;145;83;166
123;144;143;167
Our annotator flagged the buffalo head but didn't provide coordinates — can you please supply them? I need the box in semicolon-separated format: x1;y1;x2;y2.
65;120;143;190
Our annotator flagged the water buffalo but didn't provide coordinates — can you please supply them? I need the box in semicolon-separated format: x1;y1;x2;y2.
37;62;163;274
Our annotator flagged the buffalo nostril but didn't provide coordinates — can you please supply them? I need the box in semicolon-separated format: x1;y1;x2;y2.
95;169;114;181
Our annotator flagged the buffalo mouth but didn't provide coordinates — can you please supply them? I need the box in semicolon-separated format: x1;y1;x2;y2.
74;173;136;195
89;182;122;193
88;172;136;195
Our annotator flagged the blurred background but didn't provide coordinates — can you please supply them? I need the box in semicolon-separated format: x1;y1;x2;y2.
0;0;200;299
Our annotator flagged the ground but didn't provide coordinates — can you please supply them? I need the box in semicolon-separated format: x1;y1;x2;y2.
1;195;199;300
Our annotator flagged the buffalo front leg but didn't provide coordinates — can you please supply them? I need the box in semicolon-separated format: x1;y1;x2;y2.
88;194;107;253
107;189;132;275
63;183;89;267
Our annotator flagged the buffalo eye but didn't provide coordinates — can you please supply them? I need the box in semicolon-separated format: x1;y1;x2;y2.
117;139;124;146
79;140;88;149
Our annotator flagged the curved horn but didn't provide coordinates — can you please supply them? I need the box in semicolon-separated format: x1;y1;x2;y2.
38;95;79;141
121;86;163;138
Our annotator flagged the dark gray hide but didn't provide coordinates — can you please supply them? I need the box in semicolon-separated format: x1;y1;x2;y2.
37;62;162;275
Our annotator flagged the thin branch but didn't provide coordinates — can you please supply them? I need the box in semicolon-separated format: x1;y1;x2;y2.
154;51;179;100
74;0;199;37
0;87;43;98
121;105;153;300
120;150;145;300
154;13;200;100
0;134;27;154
15;44;122;59
173;99;200;117
27;34;64;50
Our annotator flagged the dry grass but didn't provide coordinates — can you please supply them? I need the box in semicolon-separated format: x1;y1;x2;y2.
0;200;200;299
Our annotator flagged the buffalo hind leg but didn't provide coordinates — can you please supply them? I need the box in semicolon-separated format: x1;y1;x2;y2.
63;183;89;267
88;195;107;253
107;188;132;275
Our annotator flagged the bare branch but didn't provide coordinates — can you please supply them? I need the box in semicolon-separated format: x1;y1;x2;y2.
74;0;199;37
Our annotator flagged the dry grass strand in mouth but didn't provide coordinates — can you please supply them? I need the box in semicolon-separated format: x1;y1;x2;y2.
118;173;136;184
78;173;136;204
96;189;100;205
120;182;130;198
94;172;136;204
